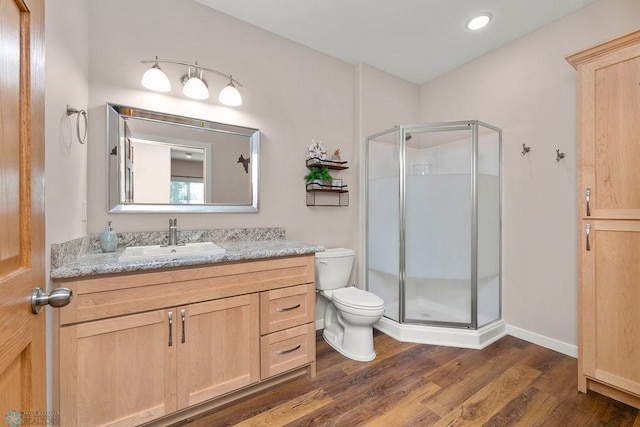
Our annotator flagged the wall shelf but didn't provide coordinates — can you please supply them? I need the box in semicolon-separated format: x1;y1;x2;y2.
306;187;349;207
306;157;349;170
305;158;349;206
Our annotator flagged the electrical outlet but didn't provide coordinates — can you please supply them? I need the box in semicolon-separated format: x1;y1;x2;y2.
82;200;87;222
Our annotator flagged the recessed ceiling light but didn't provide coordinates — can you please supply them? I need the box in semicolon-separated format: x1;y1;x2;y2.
466;12;492;31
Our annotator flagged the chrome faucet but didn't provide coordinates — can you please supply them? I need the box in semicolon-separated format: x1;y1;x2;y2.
168;218;178;246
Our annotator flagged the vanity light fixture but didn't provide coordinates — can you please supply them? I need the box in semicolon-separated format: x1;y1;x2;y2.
218;76;242;107
466;12;492;31
141;57;172;92
140;57;243;107
181;65;209;100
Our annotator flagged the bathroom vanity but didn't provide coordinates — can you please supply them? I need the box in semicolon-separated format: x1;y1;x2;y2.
51;230;320;426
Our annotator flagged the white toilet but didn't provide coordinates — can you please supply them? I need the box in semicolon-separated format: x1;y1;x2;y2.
315;248;385;361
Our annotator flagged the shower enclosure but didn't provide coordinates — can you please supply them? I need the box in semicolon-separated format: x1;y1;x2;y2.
365;121;501;342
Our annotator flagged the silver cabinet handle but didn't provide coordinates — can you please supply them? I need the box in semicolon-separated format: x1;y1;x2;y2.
276;344;301;355
181;309;186;344
586;223;591;252
31;287;73;314
168;312;173;347
275;304;301;312
586;188;591;217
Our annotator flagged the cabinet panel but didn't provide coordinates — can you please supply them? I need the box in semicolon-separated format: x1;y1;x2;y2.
581;220;640;395
59;309;176;426
261;323;315;379
177;294;260;409
593;55;640;212
574;42;640;219
260;283;315;334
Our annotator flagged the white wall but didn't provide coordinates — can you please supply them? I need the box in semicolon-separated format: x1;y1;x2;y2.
44;0;89;265
86;0;356;254
44;0;89;411
419;0;640;352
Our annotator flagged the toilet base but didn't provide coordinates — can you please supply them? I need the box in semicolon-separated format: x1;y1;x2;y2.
322;328;376;362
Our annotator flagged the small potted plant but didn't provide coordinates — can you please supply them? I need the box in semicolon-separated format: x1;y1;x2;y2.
304;166;333;189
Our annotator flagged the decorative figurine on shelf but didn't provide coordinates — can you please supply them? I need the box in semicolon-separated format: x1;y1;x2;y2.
306;139;327;161
331;148;341;161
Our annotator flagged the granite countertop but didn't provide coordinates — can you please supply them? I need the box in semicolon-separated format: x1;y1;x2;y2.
50;227;324;280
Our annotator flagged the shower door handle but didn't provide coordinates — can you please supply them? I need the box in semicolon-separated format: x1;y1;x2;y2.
585;188;591;217
585;223;591;251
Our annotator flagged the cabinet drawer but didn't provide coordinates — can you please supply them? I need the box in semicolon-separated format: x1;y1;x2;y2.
260;283;314;334
261;323;315;379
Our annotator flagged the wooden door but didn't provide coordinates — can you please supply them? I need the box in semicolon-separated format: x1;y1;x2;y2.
0;0;46;422
177;294;259;409
59;309;177;426
581;220;640;395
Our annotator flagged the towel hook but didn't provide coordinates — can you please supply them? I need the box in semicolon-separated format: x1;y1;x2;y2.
66;105;88;144
522;143;531;155
556;149;566;162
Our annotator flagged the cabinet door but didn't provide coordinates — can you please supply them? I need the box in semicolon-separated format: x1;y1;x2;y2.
578;44;640;219
59;309;177;426
177;294;259;408
581;220;640;395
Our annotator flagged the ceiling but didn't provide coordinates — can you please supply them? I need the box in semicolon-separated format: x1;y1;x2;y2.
194;0;598;84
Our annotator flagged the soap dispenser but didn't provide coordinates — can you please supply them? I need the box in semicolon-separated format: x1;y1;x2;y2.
99;221;118;253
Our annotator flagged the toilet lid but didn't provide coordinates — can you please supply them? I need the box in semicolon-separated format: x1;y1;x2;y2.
332;287;385;310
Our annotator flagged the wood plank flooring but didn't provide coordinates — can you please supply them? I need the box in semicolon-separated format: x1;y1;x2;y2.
174;331;640;426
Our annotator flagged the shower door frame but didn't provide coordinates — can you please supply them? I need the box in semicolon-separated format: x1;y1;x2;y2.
364;120;502;330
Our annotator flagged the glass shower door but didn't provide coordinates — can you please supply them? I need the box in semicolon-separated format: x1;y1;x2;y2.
366;128;401;322
477;123;501;327
403;124;473;326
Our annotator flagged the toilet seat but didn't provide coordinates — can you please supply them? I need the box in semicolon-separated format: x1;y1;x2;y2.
332;287;384;311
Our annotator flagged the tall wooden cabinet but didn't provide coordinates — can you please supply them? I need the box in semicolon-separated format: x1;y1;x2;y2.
567;30;640;408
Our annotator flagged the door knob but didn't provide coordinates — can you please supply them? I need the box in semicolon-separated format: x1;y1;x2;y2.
31;287;73;314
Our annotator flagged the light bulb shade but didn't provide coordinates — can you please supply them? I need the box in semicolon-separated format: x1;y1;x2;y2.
141;64;171;92
183;76;209;100
219;83;242;106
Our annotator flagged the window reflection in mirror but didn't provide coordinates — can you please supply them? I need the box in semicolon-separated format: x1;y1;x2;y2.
107;103;260;213
170;147;205;204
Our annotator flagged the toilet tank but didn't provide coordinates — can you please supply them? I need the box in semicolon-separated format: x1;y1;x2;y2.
315;248;355;290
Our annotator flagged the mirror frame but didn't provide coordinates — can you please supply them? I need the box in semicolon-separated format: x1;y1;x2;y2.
106;103;260;213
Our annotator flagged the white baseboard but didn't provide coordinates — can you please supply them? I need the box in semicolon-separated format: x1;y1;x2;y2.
505;324;577;358
315;316;577;357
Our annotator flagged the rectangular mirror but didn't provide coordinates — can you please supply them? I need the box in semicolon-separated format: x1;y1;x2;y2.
107;103;259;212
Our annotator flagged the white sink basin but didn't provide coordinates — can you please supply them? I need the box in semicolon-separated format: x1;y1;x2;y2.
118;242;226;262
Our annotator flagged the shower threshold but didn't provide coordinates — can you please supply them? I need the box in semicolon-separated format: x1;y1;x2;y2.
374;317;506;349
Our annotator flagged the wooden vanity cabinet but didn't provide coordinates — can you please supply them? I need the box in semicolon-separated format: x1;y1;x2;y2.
567;30;640;408
54;255;316;426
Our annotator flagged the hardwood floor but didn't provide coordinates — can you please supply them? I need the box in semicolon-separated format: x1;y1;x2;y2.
175;330;640;426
